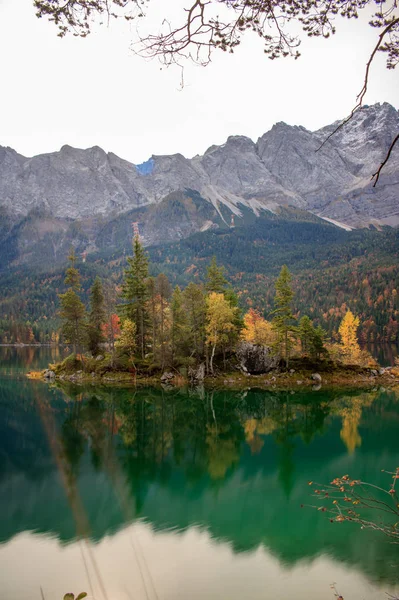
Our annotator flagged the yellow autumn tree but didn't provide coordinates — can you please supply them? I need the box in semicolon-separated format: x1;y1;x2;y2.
206;424;240;479
115;318;137;360
338;310;361;363
242;308;275;346
206;292;237;373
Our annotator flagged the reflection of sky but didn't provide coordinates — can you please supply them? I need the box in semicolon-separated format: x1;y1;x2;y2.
1;524;397;600
1;349;399;597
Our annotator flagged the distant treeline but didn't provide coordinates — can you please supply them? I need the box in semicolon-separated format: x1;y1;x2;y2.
0;213;398;345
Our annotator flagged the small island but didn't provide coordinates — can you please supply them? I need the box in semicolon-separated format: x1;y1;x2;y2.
31;237;399;392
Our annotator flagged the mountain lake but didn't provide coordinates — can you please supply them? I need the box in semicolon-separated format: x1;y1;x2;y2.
0;346;398;600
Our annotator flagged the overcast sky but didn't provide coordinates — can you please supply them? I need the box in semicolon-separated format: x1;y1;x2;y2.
0;0;398;164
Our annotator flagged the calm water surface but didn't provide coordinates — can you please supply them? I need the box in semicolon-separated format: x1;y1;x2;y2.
1;347;398;600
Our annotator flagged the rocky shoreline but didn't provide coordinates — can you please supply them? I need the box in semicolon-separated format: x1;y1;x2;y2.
29;361;399;392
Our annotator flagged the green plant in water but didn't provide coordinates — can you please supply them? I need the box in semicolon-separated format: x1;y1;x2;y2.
63;593;87;600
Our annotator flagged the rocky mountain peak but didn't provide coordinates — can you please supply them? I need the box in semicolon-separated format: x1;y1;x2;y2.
0;102;398;229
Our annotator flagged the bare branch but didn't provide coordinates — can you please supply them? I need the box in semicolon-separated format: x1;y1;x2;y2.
33;0;399;177
317;17;399;153
371;132;399;185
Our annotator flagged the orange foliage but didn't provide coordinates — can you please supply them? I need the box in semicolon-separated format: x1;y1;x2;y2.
242;308;275;346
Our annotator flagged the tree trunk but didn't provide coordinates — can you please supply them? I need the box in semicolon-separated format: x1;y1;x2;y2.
285;329;289;368
210;342;216;374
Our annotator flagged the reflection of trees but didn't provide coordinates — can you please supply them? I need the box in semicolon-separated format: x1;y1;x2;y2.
60;403;85;476
56;387;343;493
52;385;386;502
3;379;399;584
55;386;341;496
206;423;240;479
331;392;377;454
114;389;244;490
38;384;389;529
241;392;331;496
32;387;91;540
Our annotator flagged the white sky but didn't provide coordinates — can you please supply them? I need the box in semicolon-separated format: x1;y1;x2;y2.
0;0;398;164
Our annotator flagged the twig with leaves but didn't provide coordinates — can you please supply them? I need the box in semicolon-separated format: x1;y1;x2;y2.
305;467;399;542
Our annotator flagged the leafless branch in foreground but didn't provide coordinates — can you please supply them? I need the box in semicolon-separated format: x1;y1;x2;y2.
316;17;399;184
371;132;399;186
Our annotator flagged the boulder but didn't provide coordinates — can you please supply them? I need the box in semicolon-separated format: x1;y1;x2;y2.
236;343;279;374
311;373;322;382
43;369;55;379
96;355;104;361
161;372;174;383
188;363;205;383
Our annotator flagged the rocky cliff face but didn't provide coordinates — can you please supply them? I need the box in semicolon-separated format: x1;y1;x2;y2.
0;102;398;265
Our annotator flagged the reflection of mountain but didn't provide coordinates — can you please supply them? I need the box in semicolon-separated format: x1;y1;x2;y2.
0;380;398;585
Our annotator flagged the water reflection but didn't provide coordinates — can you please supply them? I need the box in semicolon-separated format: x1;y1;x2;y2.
1;371;399;584
0;344;63;376
4;525;398;600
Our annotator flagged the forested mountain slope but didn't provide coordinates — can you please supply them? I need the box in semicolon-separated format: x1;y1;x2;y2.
1;210;398;345
0;102;398;275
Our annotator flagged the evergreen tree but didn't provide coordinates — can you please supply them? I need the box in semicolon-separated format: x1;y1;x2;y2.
156;273;172;368
64;248;81;291
310;325;327;360
59;249;87;354
224;285;244;348
120;236;149;359
102;281;120;360
146;277;158;358
298;315;314;354
171;285;189;364
183;282;207;359
298;315;327;359
271;265;296;366
87;277;106;356
205;257;228;294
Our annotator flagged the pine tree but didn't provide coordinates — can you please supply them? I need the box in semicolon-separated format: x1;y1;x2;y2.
156;273;172;368
182;282;207;359
310;325;327;360
271;265;296;366
146;277;158;359
120;236;149;359
298;315;314;354
205;257;228;294
171;285;189;364
223;285;243;356
59;249;87;354
298;315;327;359
64;248;81;291
87;277;106;356
102;282;119;360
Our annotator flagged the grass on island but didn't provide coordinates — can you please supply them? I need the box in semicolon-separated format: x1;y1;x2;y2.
31;348;399;391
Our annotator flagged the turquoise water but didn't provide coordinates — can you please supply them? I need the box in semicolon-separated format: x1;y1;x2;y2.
0;347;398;600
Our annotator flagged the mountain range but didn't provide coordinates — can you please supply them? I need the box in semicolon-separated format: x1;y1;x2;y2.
0;102;399;270
1;102;399;346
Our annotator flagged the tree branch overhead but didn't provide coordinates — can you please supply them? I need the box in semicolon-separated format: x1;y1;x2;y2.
34;0;399;181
